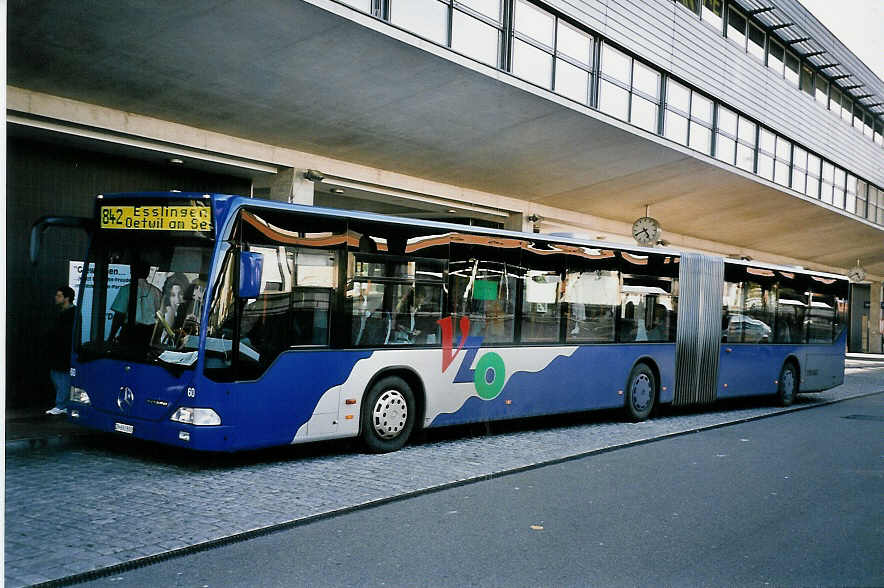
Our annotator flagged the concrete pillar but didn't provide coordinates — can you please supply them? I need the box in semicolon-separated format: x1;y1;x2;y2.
504;211;534;233
870;281;882;354
253;167;314;205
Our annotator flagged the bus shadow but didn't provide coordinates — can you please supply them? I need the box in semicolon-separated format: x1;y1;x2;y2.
66;392;824;468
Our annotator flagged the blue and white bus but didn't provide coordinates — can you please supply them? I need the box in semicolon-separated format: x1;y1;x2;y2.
51;192;847;452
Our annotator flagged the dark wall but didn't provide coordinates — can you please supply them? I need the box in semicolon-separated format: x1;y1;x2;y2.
849;284;870;353
6;137;251;409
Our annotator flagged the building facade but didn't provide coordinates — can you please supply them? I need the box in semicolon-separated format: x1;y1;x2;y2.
6;0;884;408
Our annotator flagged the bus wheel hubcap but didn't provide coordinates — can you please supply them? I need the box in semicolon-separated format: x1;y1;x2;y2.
632;374;652;411
373;390;408;440
782;370;794;397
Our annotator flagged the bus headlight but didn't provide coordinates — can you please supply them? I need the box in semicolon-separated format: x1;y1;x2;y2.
70;387;91;405
170;407;221;426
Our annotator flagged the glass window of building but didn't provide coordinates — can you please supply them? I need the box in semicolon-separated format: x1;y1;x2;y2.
878;188;884;225
459;0;501;20
513;37;553;87
599;78;630;121
664;79;690;145
863;112;874;138
800;65;814;98
815;76;829;107
689;92;713;154
875;120;883;146
513;3;595;103
852;107;864;131
631;61;661;133
805;153;821;198
736;116;756;172
555;59;590;103
756;128;775;181
715;134;736;165
601;44;631;85
512;1;554;88
830;87;842;115
599;44;631;120
452;7;502;67
791;147;807;194
514;0;554;46
554;21;593;105
820;161;834;204
727;6;747;49
715;105;737;165
390;0;449;45
768;40;784;76
833;168;846;209
773;135;791;187
855;179;868;217
868;185;881;223
748;23;765;61
784;51;799;86
676;0;700;13
600;44;661;132
556;20;592;65
845;175;858;214
702;0;724;30
839;94;852;123
665;109;689;145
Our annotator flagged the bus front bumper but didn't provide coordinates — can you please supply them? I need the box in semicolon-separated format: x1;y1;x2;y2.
68;406;235;451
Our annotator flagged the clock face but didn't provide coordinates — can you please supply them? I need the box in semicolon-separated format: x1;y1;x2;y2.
848;266;866;283
632;216;661;245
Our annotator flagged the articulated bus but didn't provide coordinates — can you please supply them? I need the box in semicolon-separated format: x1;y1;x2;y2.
48;192;847;452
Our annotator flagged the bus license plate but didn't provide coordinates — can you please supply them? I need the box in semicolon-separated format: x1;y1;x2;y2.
114;422;134;435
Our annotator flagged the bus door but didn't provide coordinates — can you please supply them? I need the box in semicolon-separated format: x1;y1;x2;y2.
718;277;778;398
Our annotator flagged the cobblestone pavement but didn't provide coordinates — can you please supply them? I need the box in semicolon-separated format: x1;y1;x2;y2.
6;362;884;587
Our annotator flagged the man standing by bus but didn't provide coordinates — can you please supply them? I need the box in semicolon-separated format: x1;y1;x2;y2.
46;286;76;415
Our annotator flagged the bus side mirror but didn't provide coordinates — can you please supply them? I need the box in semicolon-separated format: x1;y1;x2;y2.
238;251;264;299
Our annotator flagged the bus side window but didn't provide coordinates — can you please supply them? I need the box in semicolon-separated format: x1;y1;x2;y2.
449;240;521;345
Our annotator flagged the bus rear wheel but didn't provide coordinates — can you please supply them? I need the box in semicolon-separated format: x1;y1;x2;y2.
361;376;416;453
777;361;798;407
625;363;656;422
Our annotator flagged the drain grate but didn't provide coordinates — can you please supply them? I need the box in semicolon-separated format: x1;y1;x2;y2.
843;414;884;422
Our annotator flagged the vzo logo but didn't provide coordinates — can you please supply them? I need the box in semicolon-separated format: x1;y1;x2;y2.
437;316;506;400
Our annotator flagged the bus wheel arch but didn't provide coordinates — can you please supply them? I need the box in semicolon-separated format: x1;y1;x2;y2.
625;358;658;422
359;368;425;453
777;357;800;407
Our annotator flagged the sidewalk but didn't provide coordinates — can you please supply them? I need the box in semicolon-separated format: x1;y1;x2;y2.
846;352;884;362
4;407;91;448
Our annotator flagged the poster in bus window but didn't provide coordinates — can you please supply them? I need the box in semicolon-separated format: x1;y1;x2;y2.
69;261;130;342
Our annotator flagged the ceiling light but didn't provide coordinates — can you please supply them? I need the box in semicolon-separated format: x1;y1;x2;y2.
168;158;184;165
331;188;345;194
447;209;457;213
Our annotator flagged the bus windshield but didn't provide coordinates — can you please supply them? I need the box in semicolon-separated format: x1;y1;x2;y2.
78;233;213;367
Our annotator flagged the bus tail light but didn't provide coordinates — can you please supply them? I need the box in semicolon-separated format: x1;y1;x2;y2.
70;387;91;405
170;407;221;426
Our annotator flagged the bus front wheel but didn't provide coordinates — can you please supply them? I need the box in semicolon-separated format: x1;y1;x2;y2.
625;363;656;422
777;362;798;407
360;376;416;453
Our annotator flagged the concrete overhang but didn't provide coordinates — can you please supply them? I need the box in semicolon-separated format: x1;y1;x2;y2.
6;0;884;277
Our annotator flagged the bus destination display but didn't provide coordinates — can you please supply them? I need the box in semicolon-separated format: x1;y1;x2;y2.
100;205;212;231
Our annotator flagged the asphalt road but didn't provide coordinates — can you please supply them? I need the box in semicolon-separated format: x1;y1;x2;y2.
79;392;884;587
